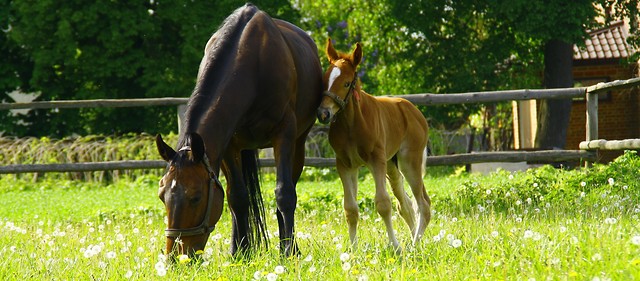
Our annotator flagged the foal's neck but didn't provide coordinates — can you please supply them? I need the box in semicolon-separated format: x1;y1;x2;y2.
334;88;368;130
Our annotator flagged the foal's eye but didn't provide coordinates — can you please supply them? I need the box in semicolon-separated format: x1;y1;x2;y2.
344;82;351;88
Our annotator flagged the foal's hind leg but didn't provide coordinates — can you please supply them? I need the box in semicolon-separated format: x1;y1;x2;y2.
398;149;431;245
369;158;401;252
387;158;416;235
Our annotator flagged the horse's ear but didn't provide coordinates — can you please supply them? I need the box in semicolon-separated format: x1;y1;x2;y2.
326;37;339;63
156;134;176;162
351;42;363;67
188;132;205;163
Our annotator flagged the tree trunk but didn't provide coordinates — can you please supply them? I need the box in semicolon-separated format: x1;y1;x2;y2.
535;39;574;149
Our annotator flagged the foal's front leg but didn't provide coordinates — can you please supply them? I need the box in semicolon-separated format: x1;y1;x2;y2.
337;162;359;248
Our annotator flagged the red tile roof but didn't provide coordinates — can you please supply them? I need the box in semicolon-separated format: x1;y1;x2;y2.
573;21;631;60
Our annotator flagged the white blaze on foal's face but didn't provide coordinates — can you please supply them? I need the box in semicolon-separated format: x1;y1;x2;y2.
327;67;341;91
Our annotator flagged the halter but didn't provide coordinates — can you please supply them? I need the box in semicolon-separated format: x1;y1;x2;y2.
164;147;222;238
322;74;358;114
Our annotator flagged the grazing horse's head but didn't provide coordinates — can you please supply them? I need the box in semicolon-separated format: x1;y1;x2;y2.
317;38;363;124
155;133;225;259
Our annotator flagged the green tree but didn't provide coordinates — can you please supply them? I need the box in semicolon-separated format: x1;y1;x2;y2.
294;0;639;150
1;0;298;137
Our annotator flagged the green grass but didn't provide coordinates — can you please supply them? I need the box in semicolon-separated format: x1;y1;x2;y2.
1;152;640;280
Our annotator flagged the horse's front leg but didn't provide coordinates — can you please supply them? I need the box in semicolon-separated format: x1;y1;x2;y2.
272;122;299;256
221;155;250;257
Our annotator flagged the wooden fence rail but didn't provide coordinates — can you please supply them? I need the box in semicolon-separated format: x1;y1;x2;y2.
1;77;639;174
0;150;596;174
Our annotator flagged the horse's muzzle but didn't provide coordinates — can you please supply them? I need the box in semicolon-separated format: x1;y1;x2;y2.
317;107;331;124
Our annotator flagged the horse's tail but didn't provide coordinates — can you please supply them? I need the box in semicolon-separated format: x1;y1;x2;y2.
241;149;268;251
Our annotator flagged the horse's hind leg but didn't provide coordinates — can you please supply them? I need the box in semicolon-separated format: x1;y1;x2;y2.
387;157;416;235
337;162;359;249
398;148;431;245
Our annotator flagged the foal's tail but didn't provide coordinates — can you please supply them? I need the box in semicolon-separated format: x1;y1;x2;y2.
242;149;268;251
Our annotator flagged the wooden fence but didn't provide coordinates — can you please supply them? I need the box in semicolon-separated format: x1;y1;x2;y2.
1;77;640;174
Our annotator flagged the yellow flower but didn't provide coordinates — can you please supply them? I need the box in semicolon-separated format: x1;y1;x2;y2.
195;250;204;255
386;258;396;264
631;259;640;266
178;254;191;264
568;270;578;277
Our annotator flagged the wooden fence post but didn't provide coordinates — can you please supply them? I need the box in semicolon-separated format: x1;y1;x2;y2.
177;104;187;135
585;90;598;166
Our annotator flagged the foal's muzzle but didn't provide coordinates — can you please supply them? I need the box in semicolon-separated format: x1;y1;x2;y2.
317;107;332;124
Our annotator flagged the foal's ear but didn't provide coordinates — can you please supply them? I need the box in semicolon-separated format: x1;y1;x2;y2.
187;132;205;163
351;42;363;68
156;134;176;162
326;37;339;63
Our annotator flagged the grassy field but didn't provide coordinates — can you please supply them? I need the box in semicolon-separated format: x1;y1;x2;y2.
1;152;639;280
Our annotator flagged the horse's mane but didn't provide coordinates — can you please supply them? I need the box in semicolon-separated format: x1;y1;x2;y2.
179;4;260;147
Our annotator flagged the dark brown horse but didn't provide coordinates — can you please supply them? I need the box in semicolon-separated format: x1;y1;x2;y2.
155;4;322;258
317;39;431;252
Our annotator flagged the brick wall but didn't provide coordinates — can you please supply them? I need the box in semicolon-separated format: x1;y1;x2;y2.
567;61;640;162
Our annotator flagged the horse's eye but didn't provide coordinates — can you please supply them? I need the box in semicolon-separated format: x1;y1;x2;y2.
344;82;350;88
190;194;202;205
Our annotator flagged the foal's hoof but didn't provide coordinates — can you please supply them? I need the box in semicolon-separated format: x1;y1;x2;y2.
391;244;403;255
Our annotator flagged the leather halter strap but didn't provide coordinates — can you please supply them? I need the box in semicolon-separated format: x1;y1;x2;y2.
322;74;358;113
164;150;221;238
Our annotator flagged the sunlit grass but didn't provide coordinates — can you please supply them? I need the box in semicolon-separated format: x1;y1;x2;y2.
1;154;639;280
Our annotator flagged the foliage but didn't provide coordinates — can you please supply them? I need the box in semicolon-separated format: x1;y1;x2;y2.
0;0;298;137
448;150;640;212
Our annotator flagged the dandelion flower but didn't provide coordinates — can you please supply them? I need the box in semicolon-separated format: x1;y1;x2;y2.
491;231;499;238
524;230;534;239
580;182;587;187
451;239;462;248
106;251;116;259
608;178;615;186
340;252;350;262
591;253;602;261
274;265;285;275
253;270;262;280
604;218;617;224
386;258;396;264
309;266;316;273
178;254;191;264
342;261;352;271
304;254;313;262
124;270;133;279
630;235;640;246
266;272;278;281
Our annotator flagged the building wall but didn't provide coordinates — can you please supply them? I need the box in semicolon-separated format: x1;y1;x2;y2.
568;61;639;162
